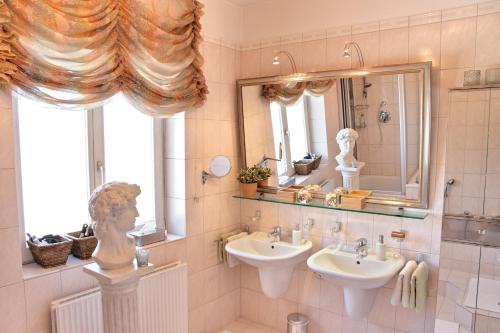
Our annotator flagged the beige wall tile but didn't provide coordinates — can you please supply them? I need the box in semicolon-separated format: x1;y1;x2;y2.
188;306;204;333
279;42;303;75
0;227;22;287
60;266;98;297
326;36;352;70
302;39;327;72
351;31;380;67
0;169;18;229
0;107;14;169
476;12;500;67
202;42;221;82
409;23;441;68
260;46;281;77
441;17;477;69
220;46;238;84
25;272;62;332
241;288;260;322
379;28;409;65
0;282;26;333
241;49;261;78
203;298;221;333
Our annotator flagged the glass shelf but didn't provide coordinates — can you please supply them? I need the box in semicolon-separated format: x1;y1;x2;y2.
233;193;428;220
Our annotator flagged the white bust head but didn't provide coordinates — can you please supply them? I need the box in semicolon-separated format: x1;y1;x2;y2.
89;182;141;270
336;128;359;168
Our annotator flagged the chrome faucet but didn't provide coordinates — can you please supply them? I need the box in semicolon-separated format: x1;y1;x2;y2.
268;226;282;243
354;238;368;259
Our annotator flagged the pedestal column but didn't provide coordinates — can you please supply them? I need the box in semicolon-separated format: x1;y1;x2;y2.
100;276;139;333
84;262;153;333
336;162;365;191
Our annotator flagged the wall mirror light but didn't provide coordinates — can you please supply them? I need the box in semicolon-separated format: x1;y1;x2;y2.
237;62;431;208
202;155;232;184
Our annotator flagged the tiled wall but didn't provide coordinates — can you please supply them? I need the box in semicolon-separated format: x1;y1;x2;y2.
1;1;500;333
182;38;243;333
438;241;500;333
354;75;403;180
0;10;243;333
239;202;439;333
0;89;25;333
242;85;277;182
236;2;500;332
446;88;500;216
354;73;420;184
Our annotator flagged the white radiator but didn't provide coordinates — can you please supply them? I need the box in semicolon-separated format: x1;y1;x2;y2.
51;262;188;333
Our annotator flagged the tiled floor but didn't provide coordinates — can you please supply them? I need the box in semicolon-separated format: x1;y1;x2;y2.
218;318;282;333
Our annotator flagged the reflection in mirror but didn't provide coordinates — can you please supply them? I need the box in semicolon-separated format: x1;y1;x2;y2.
243;81;340;190
238;63;431;208
339;72;422;199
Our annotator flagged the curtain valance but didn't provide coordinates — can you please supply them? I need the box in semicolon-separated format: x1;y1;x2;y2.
0;0;207;117
261;80;334;105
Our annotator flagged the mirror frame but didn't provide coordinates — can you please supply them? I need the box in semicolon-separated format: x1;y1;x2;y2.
236;62;432;209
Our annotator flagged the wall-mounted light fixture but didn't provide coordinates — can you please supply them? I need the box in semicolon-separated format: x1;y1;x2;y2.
272;50;298;74
343;42;365;67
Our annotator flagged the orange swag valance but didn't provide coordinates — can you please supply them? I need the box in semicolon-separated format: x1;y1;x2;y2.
0;0;208;117
261;80;334;105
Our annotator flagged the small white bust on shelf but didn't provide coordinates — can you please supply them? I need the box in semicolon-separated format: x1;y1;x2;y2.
335;128;360;168
89;182;141;270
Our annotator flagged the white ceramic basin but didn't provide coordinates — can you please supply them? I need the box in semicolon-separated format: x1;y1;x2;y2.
226;232;312;298
307;245;405;319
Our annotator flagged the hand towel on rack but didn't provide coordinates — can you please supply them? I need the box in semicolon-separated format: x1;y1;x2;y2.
218;230;239;264
409;261;429;312
225;232;248;268
391;260;417;307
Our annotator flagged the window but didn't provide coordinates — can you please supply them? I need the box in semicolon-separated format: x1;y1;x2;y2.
15;93;164;261
269;96;311;176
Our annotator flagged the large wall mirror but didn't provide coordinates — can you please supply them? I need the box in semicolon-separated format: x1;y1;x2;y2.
237;62;431;208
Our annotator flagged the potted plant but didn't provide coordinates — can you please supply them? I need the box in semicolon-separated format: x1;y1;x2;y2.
237;166;259;197
255;165;272;187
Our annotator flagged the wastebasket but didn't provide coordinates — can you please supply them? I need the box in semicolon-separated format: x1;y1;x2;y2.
287;313;309;333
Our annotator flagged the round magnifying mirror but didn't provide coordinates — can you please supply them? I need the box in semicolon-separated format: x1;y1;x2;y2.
209;155;232;178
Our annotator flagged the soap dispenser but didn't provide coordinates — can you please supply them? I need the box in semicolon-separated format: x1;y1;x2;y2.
292;224;302;246
376;234;386;261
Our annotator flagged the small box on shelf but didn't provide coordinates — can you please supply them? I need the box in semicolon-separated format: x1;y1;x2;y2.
340;190;372;210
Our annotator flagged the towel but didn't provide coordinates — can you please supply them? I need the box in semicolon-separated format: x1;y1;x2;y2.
409;261;429;312
223;231;248;268
391;260;417;307
217;230;239;264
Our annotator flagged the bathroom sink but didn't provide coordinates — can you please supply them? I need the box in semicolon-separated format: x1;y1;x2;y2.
307;245;405;319
307;245;405;288
226;232;312;298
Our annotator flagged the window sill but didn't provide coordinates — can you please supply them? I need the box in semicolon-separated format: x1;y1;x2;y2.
22;233;185;281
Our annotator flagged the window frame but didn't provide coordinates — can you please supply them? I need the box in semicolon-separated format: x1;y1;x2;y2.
13;93;165;263
271;96;312;177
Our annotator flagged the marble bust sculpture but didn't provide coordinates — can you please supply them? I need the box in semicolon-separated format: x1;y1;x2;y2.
336;128;360;168
89;182;141;270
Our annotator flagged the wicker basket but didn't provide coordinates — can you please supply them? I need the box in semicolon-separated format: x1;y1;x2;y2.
293;160;314;175
27;235;73;267
312;155;322;169
65;231;98;259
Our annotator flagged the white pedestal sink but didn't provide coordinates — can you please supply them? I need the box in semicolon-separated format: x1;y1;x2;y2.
307;245;405;319
225;232;312;299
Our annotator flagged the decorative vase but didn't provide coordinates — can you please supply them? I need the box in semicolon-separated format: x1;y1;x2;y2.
257;178;269;187
240;182;258;197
